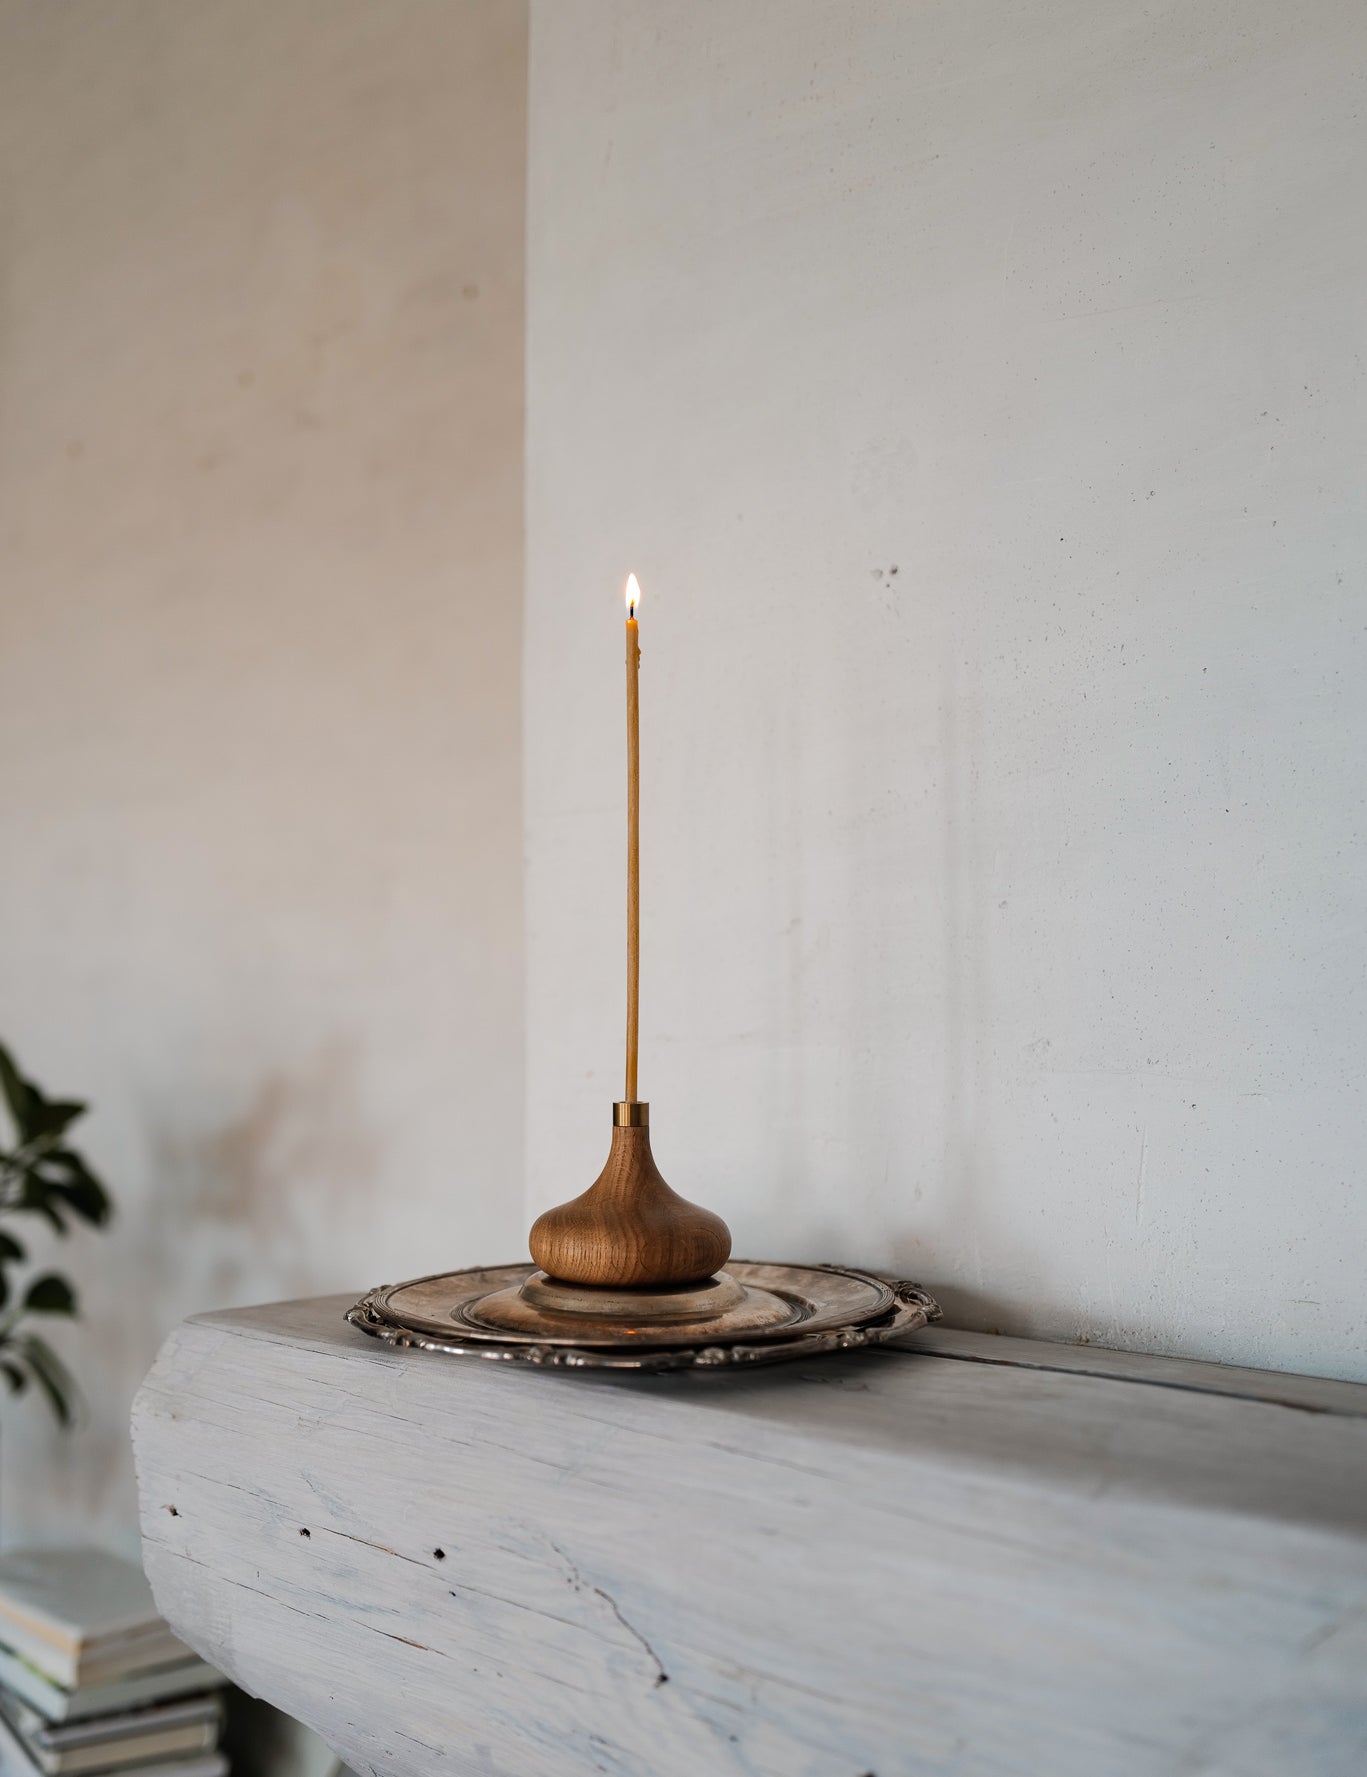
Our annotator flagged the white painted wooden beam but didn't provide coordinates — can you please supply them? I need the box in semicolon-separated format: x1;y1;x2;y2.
132;1297;1367;1777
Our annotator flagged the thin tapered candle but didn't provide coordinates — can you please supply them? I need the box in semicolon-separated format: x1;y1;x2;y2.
625;573;641;1102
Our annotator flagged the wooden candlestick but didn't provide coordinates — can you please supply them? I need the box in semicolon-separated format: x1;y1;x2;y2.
528;1104;731;1289
525;576;731;1295
626;606;640;1102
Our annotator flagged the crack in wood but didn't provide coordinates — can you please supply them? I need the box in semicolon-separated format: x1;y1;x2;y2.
547;1540;670;1688
378;1632;440;1655
150;1543;447;1656
324;1528;427;1567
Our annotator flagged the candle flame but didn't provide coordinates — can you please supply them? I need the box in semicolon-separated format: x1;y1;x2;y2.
625;572;641;620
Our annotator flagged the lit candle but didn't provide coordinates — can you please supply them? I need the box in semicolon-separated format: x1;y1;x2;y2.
625;572;641;1103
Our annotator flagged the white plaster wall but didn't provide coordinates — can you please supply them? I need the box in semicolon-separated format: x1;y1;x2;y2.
0;0;527;1541
525;1;1367;1379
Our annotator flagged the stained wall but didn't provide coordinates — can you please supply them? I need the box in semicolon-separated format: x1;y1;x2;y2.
0;0;528;1538
524;0;1367;1379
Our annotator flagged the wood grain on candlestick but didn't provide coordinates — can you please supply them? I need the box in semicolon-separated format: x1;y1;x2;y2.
528;1121;730;1287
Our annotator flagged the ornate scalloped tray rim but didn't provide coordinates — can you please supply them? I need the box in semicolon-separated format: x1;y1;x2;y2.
345;1262;941;1373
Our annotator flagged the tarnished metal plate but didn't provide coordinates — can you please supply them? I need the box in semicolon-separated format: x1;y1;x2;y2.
345;1262;939;1371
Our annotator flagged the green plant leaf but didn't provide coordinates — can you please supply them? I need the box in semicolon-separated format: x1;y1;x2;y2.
37;1152;111;1227
0;1045;34;1142
0;1234;23;1312
0;1047;87;1146
26;1099;86;1142
0;1043;113;1426
43;1183;100;1228
11;1175;68;1235
9;1334;78;1428
23;1274;77;1316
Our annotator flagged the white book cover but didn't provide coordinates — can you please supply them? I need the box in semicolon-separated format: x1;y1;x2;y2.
0;1705;215;1777
0;1553;183;1689
14;1695;220;1752
0;1703;39;1777
0;1647;222;1725
14;1717;215;1777
87;1759;225;1777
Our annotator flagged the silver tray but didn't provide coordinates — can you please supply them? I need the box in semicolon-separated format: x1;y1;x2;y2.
346;1261;940;1372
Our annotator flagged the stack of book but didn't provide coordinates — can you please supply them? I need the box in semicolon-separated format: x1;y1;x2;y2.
0;1550;225;1777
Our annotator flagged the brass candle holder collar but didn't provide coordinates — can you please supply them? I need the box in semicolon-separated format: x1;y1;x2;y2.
347;574;938;1370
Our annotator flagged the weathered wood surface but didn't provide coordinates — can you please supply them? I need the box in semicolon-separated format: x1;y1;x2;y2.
132;1297;1367;1777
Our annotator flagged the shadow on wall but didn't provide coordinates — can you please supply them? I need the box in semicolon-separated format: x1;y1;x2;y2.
0;1039;381;1545
144;1037;378;1321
